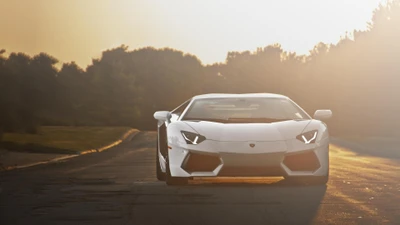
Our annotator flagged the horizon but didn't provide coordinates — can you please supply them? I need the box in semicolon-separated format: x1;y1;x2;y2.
1;0;386;68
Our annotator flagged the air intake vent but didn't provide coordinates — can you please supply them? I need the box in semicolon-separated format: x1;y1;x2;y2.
283;151;320;172
181;152;221;173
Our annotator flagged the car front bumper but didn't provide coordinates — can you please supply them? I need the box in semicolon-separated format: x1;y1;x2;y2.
168;138;329;177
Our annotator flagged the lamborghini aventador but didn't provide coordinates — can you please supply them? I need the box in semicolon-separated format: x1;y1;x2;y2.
153;93;332;185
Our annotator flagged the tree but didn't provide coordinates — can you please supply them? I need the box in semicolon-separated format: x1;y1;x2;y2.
1;1;400;137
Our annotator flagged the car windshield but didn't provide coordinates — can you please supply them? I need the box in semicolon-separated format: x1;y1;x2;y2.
181;98;310;123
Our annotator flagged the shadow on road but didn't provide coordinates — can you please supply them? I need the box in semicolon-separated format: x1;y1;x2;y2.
134;178;327;225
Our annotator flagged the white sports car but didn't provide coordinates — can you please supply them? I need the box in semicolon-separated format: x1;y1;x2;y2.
154;93;332;185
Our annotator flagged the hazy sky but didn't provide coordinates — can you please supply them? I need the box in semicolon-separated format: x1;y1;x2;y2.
1;0;385;68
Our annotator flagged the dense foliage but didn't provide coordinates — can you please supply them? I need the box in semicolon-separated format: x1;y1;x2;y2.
1;1;399;137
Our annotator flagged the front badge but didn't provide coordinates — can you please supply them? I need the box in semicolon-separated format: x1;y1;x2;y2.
249;143;255;148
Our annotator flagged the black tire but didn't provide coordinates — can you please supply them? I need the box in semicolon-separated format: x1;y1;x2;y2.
166;158;188;186
159;124;168;158
284;175;329;185
156;141;166;181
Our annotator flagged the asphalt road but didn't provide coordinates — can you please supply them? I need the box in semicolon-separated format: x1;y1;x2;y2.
1;131;400;225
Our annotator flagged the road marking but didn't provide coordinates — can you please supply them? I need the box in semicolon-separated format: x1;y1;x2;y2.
3;155;79;171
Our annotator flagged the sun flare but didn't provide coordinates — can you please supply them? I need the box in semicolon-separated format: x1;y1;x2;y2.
0;0;385;67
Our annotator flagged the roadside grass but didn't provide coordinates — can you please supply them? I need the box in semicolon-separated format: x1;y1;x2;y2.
0;126;133;154
333;135;400;159
338;135;400;147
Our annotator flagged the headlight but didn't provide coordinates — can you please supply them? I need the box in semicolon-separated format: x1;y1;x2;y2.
181;131;206;145
296;130;318;144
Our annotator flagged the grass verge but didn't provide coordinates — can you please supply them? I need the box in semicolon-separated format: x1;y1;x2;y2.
332;135;400;159
0;126;134;154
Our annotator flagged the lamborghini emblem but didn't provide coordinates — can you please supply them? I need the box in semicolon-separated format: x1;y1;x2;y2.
249;143;255;148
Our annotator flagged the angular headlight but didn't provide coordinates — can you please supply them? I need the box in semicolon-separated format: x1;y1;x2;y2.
296;130;318;144
181;131;206;145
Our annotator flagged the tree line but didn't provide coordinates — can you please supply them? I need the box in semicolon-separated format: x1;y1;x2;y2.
1;1;399;138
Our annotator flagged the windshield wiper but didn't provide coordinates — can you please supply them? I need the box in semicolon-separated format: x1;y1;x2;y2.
227;118;289;122
292;118;308;121
228;117;283;120
182;118;228;123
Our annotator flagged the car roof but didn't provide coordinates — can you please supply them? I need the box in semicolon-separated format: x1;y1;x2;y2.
191;93;289;100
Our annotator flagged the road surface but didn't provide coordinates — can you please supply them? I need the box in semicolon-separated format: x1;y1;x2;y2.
1;131;400;225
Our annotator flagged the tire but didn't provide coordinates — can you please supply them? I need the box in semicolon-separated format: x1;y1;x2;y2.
284;175;329;185
156;141;166;181
315;175;329;185
159;124;168;158
166;158;188;186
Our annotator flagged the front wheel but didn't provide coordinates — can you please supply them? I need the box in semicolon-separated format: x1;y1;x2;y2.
166;158;188;186
156;142;166;181
284;175;329;185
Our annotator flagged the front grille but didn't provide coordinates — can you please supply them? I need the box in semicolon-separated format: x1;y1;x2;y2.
181;152;221;173
219;152;283;167
283;150;320;172
218;166;284;177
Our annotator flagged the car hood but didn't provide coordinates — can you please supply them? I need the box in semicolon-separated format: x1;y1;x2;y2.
183;120;312;142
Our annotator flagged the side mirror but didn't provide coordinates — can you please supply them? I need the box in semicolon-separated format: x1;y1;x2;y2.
313;109;332;121
153;111;172;123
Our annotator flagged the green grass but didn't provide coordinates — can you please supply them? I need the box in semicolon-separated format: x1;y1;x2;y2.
1;126;134;154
